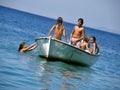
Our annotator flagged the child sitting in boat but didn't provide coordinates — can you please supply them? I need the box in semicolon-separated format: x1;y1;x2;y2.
79;36;90;53
89;36;99;54
18;42;37;52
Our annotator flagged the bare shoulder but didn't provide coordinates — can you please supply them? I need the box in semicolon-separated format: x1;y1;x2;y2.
81;27;85;31
74;25;78;28
51;24;56;29
93;42;97;46
73;26;77;30
81;27;84;29
62;25;65;29
53;24;56;27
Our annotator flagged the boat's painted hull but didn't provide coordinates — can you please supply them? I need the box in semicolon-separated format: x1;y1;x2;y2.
36;37;99;66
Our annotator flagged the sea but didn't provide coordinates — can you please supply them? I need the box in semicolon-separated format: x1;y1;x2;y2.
0;6;120;90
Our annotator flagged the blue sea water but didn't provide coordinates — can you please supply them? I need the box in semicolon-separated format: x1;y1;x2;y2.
0;6;120;90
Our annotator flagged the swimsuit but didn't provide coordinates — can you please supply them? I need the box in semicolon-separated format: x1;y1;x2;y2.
70;37;83;48
93;48;99;54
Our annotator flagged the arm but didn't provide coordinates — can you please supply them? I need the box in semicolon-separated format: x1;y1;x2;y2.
92;43;97;54
21;43;37;52
70;27;75;42
80;28;85;40
48;25;55;37
27;43;37;51
63;27;67;42
86;43;89;50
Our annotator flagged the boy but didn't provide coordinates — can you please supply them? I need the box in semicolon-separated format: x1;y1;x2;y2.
70;18;85;47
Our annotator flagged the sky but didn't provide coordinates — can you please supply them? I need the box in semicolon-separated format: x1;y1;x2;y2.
0;0;120;34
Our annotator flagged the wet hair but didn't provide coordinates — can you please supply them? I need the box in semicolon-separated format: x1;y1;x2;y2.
91;36;96;41
84;36;89;42
18;42;26;52
56;17;63;24
78;18;84;25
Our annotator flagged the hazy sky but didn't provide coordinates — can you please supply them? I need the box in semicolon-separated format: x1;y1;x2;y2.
0;0;120;34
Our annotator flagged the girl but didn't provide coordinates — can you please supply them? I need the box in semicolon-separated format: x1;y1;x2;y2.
89;36;99;54
18;42;37;52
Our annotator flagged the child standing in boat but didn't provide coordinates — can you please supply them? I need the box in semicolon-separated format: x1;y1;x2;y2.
70;18;85;47
48;17;67;42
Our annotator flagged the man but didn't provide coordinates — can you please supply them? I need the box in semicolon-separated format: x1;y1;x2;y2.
70;18;85;47
48;17;67;42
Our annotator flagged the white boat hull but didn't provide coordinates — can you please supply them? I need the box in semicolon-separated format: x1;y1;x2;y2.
36;37;99;66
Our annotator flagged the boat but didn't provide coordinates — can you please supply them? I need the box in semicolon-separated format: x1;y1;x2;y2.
35;37;100;66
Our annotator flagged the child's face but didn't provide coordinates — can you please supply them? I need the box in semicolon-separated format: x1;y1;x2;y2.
90;38;94;43
78;20;82;26
22;44;26;48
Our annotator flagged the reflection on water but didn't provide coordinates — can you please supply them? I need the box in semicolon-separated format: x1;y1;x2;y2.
31;56;94;89
36;60;46;76
16;49;94;90
61;66;93;79
59;65;93;89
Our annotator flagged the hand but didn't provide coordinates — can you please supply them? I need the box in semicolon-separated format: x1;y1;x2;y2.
73;40;77;45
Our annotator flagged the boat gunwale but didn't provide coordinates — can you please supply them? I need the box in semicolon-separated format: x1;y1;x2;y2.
35;37;100;57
